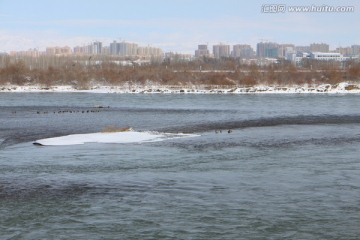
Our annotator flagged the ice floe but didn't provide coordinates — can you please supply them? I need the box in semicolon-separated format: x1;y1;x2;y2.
33;131;199;146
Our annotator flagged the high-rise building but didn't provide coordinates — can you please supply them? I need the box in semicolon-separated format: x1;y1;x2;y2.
110;41;136;56
137;46;163;58
278;44;295;58
165;52;192;62
109;41;162;57
335;47;352;57
73;46;83;55
110;41;118;55
351;45;360;55
310;43;329;52
72;42;103;55
195;44;210;58
295;45;310;53
10;48;41;57
232;44;255;58
102;46;110;55
213;44;230;59
116;42;138;56
46;46;72;56
92;41;102;55
256;42;279;58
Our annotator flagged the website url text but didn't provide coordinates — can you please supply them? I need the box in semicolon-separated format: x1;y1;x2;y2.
261;4;355;13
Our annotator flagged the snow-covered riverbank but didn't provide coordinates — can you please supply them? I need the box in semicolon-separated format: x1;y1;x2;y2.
1;82;360;94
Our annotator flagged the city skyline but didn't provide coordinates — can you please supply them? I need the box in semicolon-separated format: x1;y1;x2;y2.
7;39;360;56
0;0;359;53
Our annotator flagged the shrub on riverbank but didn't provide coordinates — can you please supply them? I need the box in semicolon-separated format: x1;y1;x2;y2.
0;59;359;89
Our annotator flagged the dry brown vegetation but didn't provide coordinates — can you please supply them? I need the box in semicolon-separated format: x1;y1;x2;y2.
101;126;133;133
0;55;359;88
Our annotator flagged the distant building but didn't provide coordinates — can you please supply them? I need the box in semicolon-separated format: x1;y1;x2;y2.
102;46;110;55
278;44;295;58
289;51;351;65
285;46;298;62
309;52;348;61
351;45;360;55
165;52;193;62
109;41;133;56
73;46;85;55
117;42;138;56
232;44;254;59
137;46;163;58
310;43;329;53
285;51;297;63
110;41;118;55
195;44;210;58
73;42;103;55
46;46;72;56
256;42;279;58
10;48;41;57
295;45;310;52
213;44;230;59
109;41;163;58
335;47;352;57
293;52;310;65
92;41;102;55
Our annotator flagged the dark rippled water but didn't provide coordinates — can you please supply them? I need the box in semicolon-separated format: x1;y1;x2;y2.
1;93;360;239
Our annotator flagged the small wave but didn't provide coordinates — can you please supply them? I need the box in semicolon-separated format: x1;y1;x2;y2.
0;180;168;201
159;114;360;133
113;107;237;114
0;182;92;201
170;135;360;152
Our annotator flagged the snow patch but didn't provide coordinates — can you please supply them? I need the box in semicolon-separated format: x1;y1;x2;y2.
33;131;199;146
2;82;360;94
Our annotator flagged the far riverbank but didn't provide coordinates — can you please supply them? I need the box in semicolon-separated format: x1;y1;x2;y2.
1;82;360;94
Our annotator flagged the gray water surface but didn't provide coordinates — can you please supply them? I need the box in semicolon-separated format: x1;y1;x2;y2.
1;93;360;239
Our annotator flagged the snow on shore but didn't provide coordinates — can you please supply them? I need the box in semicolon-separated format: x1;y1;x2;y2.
1;82;360;94
34;131;199;146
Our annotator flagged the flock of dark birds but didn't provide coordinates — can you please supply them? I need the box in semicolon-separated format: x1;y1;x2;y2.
215;129;233;134
36;109;102;114
10;106;110;115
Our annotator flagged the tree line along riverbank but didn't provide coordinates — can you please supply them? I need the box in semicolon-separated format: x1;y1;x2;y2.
0;56;359;89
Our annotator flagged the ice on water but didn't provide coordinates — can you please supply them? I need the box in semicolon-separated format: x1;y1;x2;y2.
34;131;199;146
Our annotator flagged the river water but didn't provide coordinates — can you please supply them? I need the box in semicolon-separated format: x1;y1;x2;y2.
1;93;360;239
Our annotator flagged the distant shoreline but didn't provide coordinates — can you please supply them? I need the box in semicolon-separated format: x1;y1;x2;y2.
1;82;360;94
